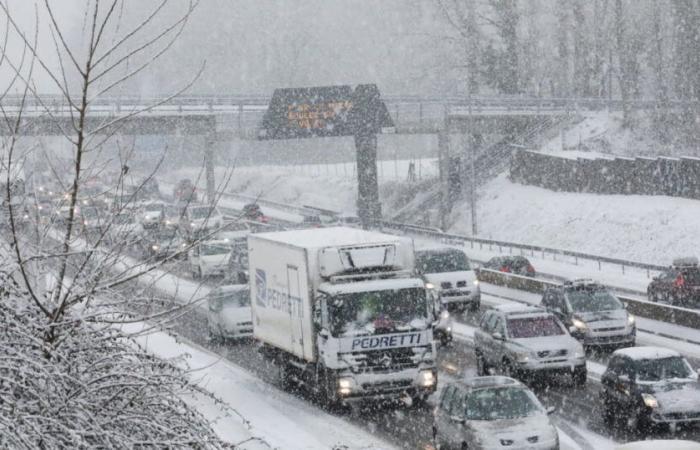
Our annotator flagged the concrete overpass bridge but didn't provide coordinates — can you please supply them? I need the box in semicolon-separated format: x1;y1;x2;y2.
0;94;693;137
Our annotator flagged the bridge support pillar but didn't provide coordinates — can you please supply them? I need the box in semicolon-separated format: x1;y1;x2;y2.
354;132;381;228
205;132;216;206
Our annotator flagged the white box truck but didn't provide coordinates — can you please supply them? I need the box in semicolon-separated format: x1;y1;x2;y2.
249;226;437;406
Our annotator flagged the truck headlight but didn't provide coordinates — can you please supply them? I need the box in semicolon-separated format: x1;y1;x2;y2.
642;393;658;408
628;314;635;326
572;318;588;331
425;282;434;290
338;377;355;395
419;370;436;387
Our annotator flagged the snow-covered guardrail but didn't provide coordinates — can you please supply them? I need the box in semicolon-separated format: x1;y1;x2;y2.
381;221;666;275
477;268;700;330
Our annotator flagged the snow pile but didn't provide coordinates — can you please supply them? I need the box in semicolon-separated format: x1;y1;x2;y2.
450;174;700;264
128;323;395;450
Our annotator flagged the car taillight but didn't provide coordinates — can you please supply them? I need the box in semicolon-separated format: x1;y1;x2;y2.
674;275;685;288
500;266;511;273
527;265;535;273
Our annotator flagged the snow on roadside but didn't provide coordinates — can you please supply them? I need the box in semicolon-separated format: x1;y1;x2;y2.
125;322;395;450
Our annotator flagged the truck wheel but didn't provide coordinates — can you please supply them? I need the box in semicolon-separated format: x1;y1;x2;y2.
476;352;487;376
573;366;587;387
277;360;293;391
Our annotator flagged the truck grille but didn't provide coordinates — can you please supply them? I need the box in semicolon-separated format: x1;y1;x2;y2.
351;347;420;374
537;349;567;359
361;379;413;393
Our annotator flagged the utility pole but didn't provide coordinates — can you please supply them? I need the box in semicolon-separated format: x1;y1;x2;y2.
467;88;477;236
205;132;216;206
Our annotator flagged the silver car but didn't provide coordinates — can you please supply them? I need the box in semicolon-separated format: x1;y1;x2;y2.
433;376;559;450
206;285;253;341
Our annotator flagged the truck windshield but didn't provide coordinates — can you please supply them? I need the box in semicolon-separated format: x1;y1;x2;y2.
328;287;428;337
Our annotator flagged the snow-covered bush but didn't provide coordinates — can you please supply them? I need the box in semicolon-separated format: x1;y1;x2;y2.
0;273;225;449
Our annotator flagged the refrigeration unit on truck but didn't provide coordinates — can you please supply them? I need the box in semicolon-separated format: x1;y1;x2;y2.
249;226;438;407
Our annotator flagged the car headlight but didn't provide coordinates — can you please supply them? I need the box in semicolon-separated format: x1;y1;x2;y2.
425;282;434;290
338;377;355;395
515;351;530;363
473;279;480;286
190;222;196;227
419;369;436;387
642;393;658;408
440;310;450;320
572;318;588;331
574;348;585;359
152;245;159;251
628;314;635;326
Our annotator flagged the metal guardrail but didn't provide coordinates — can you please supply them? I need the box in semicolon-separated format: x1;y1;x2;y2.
477;268;700;331
381;221;667;276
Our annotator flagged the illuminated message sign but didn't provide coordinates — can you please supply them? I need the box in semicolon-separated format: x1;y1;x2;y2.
259;84;393;140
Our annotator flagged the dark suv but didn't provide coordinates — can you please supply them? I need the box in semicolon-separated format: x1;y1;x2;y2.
601;346;700;431
541;279;635;349
647;257;700;306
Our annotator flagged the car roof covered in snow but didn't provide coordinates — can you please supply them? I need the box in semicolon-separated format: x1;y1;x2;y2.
458;376;523;390
613;346;681;361
251;226;410;250
492;303;547;317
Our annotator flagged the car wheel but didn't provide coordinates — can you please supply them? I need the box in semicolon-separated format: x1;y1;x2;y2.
502;359;517;379
601;394;616;427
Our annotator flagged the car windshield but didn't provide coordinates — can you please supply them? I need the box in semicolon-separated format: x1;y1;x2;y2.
201;244;231;256
464;387;542;420
416;250;470;273
82;208;99;218
145;204;164;214
566;289;623;312
636;356;693;382
114;214;133;224
507;316;564;338
328;288;428;337
190;206;217;219
219;290;250;308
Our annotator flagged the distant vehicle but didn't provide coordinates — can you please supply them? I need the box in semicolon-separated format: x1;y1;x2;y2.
139;202;166;229
541;279;635;349
141;229;187;260
107;211;144;245
474;304;586;385
140;178;160;198
162;204;183;230
182;204;224;237
214;221;250;243
173;179;197;203
433;376;559;450
242;202;266;222
206;284;253;342
482;255;536;277
647;257;700;306
188;239;233;278
301;214;322;228
601;346;700;431
80;206;103;232
415;247;480;312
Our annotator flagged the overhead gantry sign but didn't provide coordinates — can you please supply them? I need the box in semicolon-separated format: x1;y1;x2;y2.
259;84;394;227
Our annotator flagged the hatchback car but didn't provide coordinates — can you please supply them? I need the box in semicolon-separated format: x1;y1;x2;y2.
474;304;586;385
483;256;536;277
541;279;635;349
433;376;559;450
647;257;700;306
415;246;480;313
206;285;253;341
601;346;700;431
